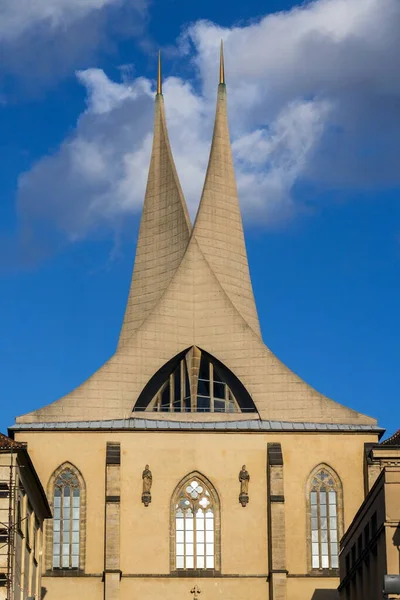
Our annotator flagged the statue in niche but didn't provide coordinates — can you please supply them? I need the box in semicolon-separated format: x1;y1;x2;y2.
142;465;152;507
239;465;250;507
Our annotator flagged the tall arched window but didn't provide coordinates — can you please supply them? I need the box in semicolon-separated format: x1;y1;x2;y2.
171;473;220;572
46;463;86;571
307;465;343;571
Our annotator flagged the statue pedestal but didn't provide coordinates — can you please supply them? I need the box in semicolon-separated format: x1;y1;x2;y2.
239;492;249;507
142;491;151;507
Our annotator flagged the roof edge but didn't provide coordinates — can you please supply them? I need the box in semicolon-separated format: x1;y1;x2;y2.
10;419;384;436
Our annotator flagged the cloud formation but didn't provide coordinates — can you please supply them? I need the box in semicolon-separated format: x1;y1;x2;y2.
0;0;149;89
16;0;400;241
0;0;119;41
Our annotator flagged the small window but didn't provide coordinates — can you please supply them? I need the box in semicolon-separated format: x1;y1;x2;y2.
351;545;356;567
364;522;370;546
33;519;39;561
17;499;22;534
0;529;8;545
0;484;9;499
371;512;377;536
357;534;362;559
26;505;32;549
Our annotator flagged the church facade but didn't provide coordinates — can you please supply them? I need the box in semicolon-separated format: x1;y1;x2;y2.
10;50;382;600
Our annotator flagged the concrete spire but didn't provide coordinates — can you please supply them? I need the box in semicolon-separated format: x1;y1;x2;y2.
192;49;261;337
15;48;377;428
118;60;191;348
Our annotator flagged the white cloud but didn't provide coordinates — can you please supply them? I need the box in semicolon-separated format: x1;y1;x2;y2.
0;0;149;88
16;0;400;240
0;0;119;41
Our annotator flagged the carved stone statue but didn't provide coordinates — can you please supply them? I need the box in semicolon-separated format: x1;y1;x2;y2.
239;465;250;507
141;465;152;507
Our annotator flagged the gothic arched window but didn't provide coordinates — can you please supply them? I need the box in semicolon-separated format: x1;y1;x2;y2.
46;463;86;571
135;346;258;414
307;465;343;571
171;473;220;572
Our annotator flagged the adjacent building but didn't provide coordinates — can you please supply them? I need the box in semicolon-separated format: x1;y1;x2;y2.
339;430;400;600
0;433;51;600
9;49;383;600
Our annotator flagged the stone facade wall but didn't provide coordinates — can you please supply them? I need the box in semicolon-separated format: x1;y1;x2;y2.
14;429;378;600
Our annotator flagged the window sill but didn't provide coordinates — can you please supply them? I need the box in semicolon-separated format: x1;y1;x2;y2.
171;570;221;578
309;568;339;577
46;569;83;577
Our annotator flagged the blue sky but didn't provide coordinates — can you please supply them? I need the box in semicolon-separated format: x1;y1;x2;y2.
1;0;399;437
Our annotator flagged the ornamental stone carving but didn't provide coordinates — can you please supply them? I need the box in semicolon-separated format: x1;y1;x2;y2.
142;464;152;507
239;465;250;507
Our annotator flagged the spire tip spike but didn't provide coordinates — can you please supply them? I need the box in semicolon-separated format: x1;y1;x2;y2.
219;39;225;85
157;50;162;95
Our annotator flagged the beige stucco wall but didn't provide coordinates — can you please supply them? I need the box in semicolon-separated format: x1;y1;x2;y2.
339;466;400;600
15;429;378;600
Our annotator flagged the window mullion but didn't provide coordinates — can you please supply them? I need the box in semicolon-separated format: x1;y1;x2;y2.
170;374;174;412
210;363;214;413
204;510;207;568
61;487;64;568
180;361;184;413
183;510;187;569
327;492;331;568
193;505;197;569
317;490;322;567
70;493;73;568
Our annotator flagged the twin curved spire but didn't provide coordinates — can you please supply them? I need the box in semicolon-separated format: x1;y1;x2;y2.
118;44;261;347
16;46;378;426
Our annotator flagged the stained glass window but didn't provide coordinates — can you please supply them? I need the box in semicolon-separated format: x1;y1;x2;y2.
52;468;80;569
310;468;340;570
174;477;217;570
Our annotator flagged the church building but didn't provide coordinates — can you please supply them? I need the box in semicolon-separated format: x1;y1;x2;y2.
10;48;382;600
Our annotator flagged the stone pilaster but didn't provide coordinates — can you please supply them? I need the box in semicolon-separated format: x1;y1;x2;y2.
104;442;121;600
364;443;382;493
267;443;287;600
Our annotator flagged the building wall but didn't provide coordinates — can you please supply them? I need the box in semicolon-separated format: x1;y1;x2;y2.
339;467;400;600
15;429;378;600
0;452;45;600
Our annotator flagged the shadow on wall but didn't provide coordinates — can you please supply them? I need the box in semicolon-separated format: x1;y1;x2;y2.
311;591;339;600
41;587;48;598
393;523;400;574
393;523;400;548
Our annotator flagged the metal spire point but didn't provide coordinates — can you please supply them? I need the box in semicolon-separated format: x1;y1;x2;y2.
219;39;225;85
157;50;162;95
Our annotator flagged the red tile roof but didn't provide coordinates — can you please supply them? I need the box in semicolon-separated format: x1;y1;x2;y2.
0;433;24;451
381;428;400;446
